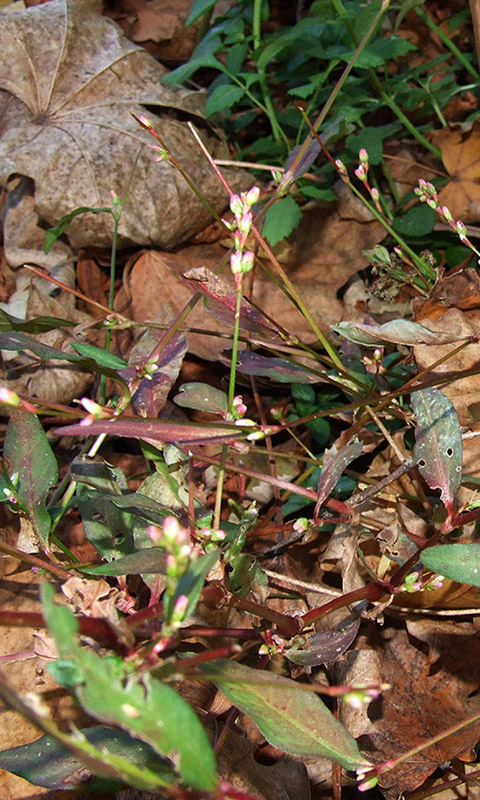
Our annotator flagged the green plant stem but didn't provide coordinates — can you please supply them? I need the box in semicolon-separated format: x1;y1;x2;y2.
252;0;286;145
276;0;391;196
213;445;228;530
99;215;119;405
344;179;436;286
368;70;442;158
416;6;480;83
228;277;244;412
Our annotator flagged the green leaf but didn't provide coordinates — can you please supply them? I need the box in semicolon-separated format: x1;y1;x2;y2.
174;382;228;416
164;549;220;625
421;544;480;588
76;486;136;562
41;585;218;792
262;196;302;246
4;412;58;546
0;309;76;334
44;207;111;253
392;204;436;237
199;660;368;770
71;343;128;370
0;726;176;792
411;388;462;512
0;669;173;793
83;547;167;576
161;34;225;85
205;84;245;116
186;0;220;25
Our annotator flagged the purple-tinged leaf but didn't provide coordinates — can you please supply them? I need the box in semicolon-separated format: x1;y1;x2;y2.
332;319;468;347
4;411;58;546
120;329;188;417
221;351;319;383
183;267;286;342
0;726;174;791
411;388;462;513
285;619;360;667
55;417;257;447
315;436;363;513
199;659;369;770
421;543;480;588
174;382;228;416
284;139;321;180
0;670;173;793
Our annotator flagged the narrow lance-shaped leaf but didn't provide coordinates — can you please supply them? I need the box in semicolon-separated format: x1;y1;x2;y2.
411;388;462;514
332;319;468;347
183;267;288;342
315;435;363;514
421;543;480;589
4;411;58;546
0;670;172;793
41;584;218;792
199;659;369;770
0;726;175;792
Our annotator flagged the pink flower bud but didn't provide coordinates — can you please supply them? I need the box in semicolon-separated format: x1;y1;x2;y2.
245;185;260;206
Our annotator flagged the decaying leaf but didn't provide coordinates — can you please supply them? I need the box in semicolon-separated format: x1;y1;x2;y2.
0;0;246;249
430;122;480;222
411;387;462;514
366;624;480;794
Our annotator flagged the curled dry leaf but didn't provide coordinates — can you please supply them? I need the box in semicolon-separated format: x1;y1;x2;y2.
0;0;246;249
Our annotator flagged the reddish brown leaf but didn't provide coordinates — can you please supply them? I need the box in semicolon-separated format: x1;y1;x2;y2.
365;624;480;793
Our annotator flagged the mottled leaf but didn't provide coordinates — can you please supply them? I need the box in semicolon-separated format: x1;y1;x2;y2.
4;411;58;546
421;544;480;588
199;659;368;769
315;436;363;513
120;328;188;418
83;548;167;576
183;267;286;342
0;670;172;792
285;619;360;667
332;319;467;347
411;388;462;513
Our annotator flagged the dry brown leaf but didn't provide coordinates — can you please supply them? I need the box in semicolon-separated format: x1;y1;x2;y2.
365;624;480;794
430;122;480;223
413;307;480;426
0;0;247;249
122;195;383;359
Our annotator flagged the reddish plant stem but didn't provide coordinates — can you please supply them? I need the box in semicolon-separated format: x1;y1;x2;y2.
180;625;260;640
0;541;73;580
301;582;389;627
173;645;242;672
0;610;129;654
230;596;300;637
125;602;164;628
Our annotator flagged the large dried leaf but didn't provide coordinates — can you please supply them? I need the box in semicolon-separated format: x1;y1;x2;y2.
0;0;243;249
367;624;480;793
430;122;480;222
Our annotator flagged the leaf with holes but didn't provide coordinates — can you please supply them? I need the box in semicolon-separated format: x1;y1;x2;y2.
411;388;462;514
